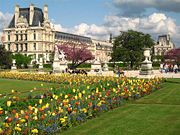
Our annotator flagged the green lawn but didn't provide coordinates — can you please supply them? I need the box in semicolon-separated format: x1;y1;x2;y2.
59;78;180;135
0;78;59;97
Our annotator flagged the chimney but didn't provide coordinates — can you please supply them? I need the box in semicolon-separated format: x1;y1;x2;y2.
15;4;19;25
44;4;48;20
109;33;112;43
29;4;34;25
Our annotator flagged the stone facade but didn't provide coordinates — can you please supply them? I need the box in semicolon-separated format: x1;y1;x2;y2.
154;34;175;56
92;39;113;62
3;4;54;64
2;4;113;64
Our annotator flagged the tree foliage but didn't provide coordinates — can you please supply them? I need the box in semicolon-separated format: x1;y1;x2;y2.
111;30;154;69
57;42;94;69
164;48;180;62
0;46;12;69
12;53;32;68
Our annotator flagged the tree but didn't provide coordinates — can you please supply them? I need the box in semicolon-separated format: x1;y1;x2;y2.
0;46;12;69
12;53;32;68
164;48;180;63
57;42;94;69
111;30;154;69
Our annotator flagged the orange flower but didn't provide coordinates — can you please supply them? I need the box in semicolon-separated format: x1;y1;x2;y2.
0;110;3;115
41;115;45;120
24;115;29;120
75;101;79;106
67;107;71;112
6;117;12;123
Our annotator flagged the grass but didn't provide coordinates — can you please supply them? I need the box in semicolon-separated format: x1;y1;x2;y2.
59;78;180;135
0;78;59;97
0;77;180;135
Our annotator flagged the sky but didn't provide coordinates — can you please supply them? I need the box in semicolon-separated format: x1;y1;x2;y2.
0;0;180;47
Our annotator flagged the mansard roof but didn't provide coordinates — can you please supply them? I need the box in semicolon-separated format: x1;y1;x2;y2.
8;7;44;28
55;31;92;43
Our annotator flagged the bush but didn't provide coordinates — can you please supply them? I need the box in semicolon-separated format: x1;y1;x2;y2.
68;63;91;69
153;62;160;67
43;64;52;69
12;53;32;68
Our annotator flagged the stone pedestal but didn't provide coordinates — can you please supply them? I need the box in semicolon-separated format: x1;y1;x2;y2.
91;58;102;72
103;63;109;71
11;59;17;70
38;58;43;69
53;61;68;73
139;60;153;75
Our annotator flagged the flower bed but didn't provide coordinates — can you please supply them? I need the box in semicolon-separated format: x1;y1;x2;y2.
0;72;163;134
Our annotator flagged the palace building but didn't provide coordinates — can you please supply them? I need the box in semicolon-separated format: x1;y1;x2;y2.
2;4;113;64
154;34;175;56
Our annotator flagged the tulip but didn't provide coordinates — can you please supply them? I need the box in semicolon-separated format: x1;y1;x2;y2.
31;129;38;134
6;101;11;107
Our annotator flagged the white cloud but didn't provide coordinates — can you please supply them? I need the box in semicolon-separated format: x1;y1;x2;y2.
57;13;180;47
0;11;12;32
113;0;180;16
0;10;179;47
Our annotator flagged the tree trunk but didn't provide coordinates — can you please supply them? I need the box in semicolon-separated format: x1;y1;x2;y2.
130;61;133;69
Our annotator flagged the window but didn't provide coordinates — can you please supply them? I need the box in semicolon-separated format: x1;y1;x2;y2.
16;44;18;52
16;35;18;41
20;44;23;51
21;34;23;41
25;43;28;51
34;31;36;40
8;32;10;41
8;44;10;51
34;43;36;50
25;34;27;40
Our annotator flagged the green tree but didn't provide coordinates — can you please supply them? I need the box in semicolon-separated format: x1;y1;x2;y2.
12;53;32;68
111;30;154;69
0;46;12;69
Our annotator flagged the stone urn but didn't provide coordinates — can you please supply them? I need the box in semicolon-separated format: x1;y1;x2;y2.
139;48;153;75
11;59;17;70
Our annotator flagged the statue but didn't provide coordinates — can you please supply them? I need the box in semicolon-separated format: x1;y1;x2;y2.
53;45;68;72
58;50;66;61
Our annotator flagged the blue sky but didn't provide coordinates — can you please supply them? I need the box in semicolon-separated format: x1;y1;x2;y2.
1;0;180;47
0;0;113;27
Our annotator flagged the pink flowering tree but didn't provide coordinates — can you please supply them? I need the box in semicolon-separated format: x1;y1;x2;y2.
164;48;180;62
57;42;94;69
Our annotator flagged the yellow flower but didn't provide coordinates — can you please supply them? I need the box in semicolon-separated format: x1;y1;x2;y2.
11;89;15;93
78;93;82;98
19;118;26;123
87;86;90;89
45;103;49;108
113;88;116;92
32;129;38;134
39;99;42;104
0;107;3;111
75;95;78;100
82;108;87;113
60;118;66;123
34;108;38;114
41;83;43;86
0;128;3;134
97;102;101;107
7;101;11;107
15;126;21;132
64;95;68;99
82;90;86;94
33;116;38;120
73;89;76;93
